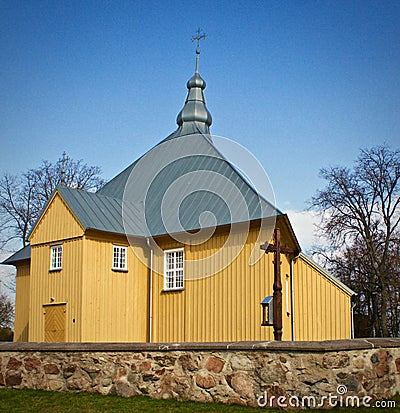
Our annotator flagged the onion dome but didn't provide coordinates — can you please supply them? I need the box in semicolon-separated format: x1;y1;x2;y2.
176;70;212;131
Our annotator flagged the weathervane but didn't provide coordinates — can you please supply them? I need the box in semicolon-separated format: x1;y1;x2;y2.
192;28;207;55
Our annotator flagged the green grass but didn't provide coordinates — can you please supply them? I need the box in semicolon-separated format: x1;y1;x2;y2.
0;389;398;412
0;389;264;413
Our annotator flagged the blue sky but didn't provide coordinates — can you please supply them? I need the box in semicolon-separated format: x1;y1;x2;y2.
1;1;399;236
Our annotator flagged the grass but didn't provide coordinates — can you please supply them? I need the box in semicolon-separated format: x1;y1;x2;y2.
0;389;260;413
0;389;398;412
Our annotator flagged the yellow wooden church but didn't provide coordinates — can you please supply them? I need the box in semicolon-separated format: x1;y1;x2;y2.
3;51;355;343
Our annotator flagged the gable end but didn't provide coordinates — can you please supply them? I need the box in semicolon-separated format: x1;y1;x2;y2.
29;191;84;245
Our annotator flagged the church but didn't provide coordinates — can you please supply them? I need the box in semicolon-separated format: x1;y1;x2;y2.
3;39;354;343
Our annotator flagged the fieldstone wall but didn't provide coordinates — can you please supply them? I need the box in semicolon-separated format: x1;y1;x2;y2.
0;339;399;408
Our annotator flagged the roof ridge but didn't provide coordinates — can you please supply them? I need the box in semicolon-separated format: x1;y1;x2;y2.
61;185;122;203
297;252;356;296
202;137;283;216
57;186;144;237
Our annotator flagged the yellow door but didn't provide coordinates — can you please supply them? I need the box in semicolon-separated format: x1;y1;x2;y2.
44;304;66;342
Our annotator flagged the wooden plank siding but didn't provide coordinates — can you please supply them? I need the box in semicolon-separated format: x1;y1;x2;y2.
13;262;30;342
29;193;84;245
293;256;352;341
27;192;84;342
18;189;353;343
28;238;83;342
151;224;293;342
80;234;149;342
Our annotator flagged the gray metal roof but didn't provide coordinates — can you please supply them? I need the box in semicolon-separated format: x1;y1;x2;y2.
97;159;140;199
1;245;31;265
138;136;280;236
25;67;282;246
98;68;213;198
99;131;282;237
57;186;145;236
56;126;281;239
3;65;353;303
96;68;282;238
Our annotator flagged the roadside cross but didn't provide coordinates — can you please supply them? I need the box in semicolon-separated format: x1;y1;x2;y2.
261;228;295;340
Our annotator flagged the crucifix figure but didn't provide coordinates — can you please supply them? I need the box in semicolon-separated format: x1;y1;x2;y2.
191;28;207;55
261;228;295;340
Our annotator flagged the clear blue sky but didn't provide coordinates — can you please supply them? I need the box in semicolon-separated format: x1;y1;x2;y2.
1;0;399;212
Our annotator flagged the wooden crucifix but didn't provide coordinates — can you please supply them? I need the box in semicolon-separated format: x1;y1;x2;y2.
260;228;295;341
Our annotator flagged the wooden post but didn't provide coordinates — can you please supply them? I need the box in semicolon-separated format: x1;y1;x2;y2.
261;228;295;341
272;228;283;340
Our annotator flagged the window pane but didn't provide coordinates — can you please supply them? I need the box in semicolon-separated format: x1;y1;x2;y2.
57;246;62;267
51;246;62;269
176;270;183;288
52;250;56;268
167;253;173;269
113;247;119;268
164;250;184;290
113;246;127;269
120;248;126;268
176;251;183;268
166;271;174;289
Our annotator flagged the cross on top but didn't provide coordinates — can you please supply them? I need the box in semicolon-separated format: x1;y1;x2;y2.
192;28;207;54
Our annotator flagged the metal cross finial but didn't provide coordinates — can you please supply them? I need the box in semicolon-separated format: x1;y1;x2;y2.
192;28;207;55
61;151;67;185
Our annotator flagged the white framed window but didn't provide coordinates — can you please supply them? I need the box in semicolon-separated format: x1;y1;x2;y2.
164;248;184;291
286;274;290;315
113;245;128;271
50;245;62;270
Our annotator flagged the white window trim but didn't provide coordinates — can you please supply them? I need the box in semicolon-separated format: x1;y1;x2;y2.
164;248;184;291
112;245;128;271
286;274;290;315
50;245;63;271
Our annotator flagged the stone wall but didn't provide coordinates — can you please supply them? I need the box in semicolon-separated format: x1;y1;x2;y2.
0;339;399;408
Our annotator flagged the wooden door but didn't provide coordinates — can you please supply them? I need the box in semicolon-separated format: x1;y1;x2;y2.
44;304;66;342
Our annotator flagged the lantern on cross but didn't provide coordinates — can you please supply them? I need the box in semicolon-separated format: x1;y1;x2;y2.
260;228;295;340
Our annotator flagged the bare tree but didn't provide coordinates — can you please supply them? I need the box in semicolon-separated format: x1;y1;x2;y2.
0;171;40;248
0;293;14;329
0;152;105;248
311;144;400;337
321;238;400;337
33;152;106;205
0;293;14;340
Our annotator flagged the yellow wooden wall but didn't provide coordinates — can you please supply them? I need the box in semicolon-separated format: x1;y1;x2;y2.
151;225;293;342
80;234;149;342
293;256;352;340
13;262;30;342
28;237;83;341
26;191;85;342
20;188;352;342
29;193;83;245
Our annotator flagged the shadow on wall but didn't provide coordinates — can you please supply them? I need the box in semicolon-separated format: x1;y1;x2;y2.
0;328;13;342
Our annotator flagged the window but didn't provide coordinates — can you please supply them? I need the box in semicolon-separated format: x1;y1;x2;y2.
113;245;127;271
286;274;290;315
164;248;184;291
50;245;62;270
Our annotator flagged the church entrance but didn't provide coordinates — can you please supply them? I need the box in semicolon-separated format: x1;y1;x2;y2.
43;303;66;342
